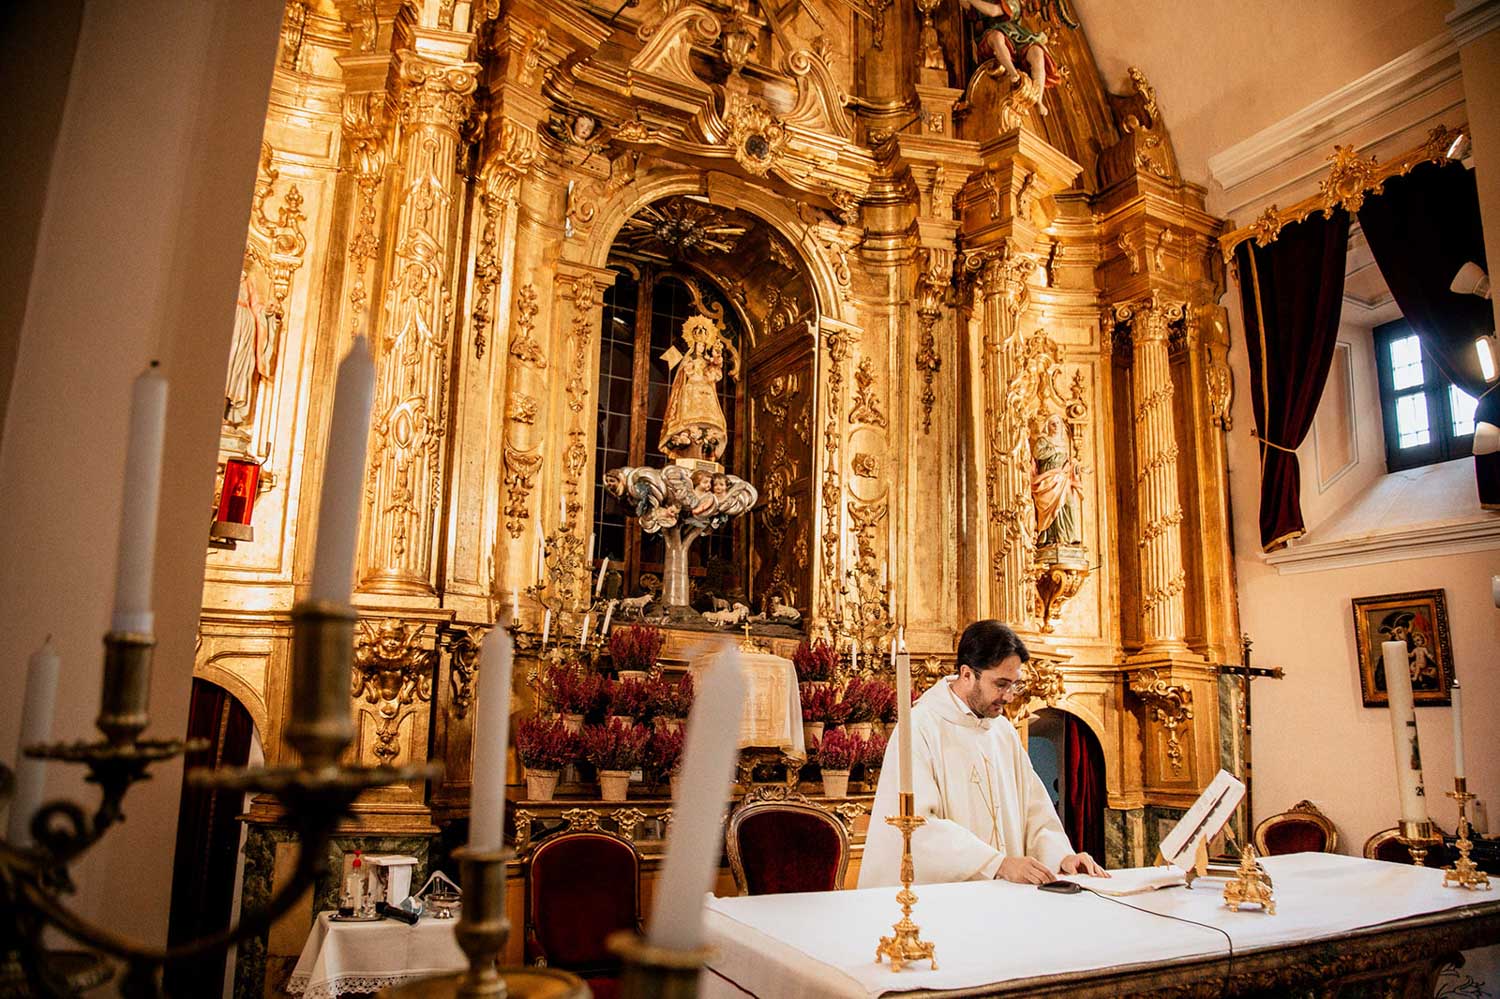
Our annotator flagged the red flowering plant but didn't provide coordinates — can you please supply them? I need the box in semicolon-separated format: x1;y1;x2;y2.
814;728;857;771
859;731;889;771
862;679;896;724
541;662;605;718
822;690;850;727
606;677;650;719
514;715;578;773
837;677;879;724
648;672;695;719
609;623;665;674
645;726;685;783
791;639;839;683
580;720;651;772
799;683;837;723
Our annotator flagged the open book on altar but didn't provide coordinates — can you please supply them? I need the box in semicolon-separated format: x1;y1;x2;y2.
1062;768;1246;893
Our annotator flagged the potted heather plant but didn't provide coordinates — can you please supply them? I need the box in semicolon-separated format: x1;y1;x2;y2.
648;672;694;733
606;676;650;727
863;679;896;737
822;688;850;733
816;728;857;798
514;715;576;801
800;683;836;746
610;623;665;681
581;720;650;802
839;678;877;741
541;662;603;733
646;725;685;794
792;638;839;691
859;731;888;791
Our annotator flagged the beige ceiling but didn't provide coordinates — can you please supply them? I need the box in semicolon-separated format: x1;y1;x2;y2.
1071;0;1454;188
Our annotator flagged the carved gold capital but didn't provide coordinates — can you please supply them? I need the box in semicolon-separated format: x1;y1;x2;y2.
1129;668;1193;773
396;55;480;132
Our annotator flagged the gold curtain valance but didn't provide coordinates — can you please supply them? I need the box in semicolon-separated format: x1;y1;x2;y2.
1219;124;1470;263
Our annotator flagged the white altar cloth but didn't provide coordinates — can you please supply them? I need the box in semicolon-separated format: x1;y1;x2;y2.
287;911;466;999
700;853;1494;998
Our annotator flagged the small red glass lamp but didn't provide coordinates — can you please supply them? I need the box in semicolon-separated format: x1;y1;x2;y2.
210;457;261;549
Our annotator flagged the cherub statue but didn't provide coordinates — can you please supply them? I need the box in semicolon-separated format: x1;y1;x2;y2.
961;0;1060;110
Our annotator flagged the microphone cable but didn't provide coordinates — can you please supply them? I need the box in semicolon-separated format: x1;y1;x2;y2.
1080;886;1236;994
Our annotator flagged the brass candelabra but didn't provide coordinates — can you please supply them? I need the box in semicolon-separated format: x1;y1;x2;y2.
1399;817;1442;868
874;792;937;972
1444;779;1491;891
1;602;435;997
837;564;896;674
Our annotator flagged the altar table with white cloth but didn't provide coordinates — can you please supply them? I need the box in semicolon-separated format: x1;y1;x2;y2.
286;911;466;998
700;853;1500;998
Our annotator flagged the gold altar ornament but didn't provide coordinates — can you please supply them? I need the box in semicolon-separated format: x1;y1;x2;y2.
1445;778;1492;891
1400;818;1442;868
875;792;939;972
1222;845;1276;914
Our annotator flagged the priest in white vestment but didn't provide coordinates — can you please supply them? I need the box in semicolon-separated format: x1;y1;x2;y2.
859;620;1107;887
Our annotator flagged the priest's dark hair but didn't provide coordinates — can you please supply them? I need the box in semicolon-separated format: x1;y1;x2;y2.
956;619;1029;673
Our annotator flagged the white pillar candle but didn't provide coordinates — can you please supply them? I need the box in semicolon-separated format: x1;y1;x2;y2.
8;639;60;845
1451;680;1465;780
589;531;596;565
309;340;375;603
536;526;546;581
595;556;609;597
649;647;746;952
1382;640;1428;824
111;363;169;635
511;592;520;627
896;640;912;796
579;612;591;647
468;629;513;852
541;608;551;648
600;599;616;637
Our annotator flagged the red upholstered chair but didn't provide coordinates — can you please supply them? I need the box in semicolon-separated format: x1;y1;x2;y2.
1364;826;1455;867
1253;800;1339;856
725;787;849;895
524;830;641;995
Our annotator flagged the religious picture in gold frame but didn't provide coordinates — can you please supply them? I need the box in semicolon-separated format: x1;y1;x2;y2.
1351;588;1453;708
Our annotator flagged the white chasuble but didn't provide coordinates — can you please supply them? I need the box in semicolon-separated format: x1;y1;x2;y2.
857;677;1074;888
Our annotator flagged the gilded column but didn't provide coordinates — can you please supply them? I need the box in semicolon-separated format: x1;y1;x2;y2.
358;53;479;595
553;263;617;537
966;241;1038;629
1120;296;1188;651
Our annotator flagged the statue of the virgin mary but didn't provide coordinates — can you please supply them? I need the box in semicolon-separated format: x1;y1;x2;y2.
659;315;738;464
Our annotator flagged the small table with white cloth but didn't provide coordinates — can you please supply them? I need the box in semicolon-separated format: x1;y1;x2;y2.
286;911;467;999
700;853;1500;997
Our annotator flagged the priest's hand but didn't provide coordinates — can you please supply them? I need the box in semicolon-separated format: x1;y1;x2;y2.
996;856;1054;884
1059;852;1108;877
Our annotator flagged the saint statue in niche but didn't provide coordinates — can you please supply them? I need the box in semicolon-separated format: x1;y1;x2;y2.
659;315;739;464
1030;411;1082;549
223;267;277;427
960;0;1061;110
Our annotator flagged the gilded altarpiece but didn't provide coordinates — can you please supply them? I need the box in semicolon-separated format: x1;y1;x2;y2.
192;3;1250;991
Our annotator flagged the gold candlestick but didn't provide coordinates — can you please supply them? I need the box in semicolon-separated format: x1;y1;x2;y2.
1399;818;1440;867
875;791;937;972
1444;778;1491;891
609;932;711;999
384;847;588;999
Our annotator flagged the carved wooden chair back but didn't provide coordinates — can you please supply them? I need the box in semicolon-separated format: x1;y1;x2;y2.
1253;799;1339;856
725;788;850;895
524;829;642;979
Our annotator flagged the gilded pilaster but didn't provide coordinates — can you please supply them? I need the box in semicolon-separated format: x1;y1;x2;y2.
1118;296;1188;652
358;51;479;596
553;262;618;539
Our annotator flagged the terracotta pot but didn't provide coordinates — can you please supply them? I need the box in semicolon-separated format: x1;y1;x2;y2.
848;721;874;741
803;721;825;746
598;770;631;802
561;713;584;734
821;770;850;798
610;715;635;729
525;768;559;801
619;670;648;683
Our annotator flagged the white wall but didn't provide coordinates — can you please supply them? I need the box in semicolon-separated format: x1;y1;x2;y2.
0;0;281;946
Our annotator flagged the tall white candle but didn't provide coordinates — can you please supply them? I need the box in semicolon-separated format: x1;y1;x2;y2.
541;608;551;648
309;340;375;603
600;599;616;636
649;647;747;951
536;526;546;581
896;639;912;796
559;494;566;525
588;532;596;564
1382;640;1428;824
579;612;591;647
8;639;60;845
595;557;609;597
468;629;513;852
511;592;520;627
1451;680;1465;780
111;364;169;635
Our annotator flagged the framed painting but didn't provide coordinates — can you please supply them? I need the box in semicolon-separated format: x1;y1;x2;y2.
1352;589;1453;707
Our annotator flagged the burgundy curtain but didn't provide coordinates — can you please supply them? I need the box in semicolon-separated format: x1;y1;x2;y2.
165;679;255;994
1234;209;1351;550
1355;160;1499;505
1063;714;1104;862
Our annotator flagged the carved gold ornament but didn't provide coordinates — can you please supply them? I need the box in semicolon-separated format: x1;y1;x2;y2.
723;97;789;176
1129;669;1193;774
447;626;484;720
353;619;435;764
